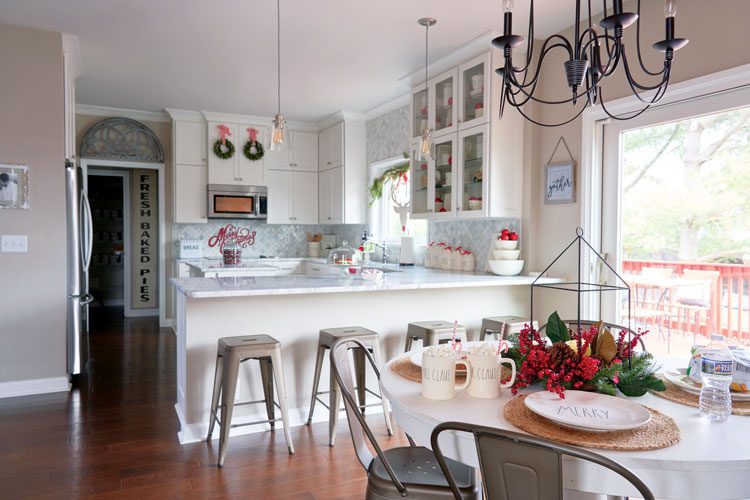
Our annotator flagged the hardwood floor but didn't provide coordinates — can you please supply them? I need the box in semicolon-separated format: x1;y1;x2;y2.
0;308;408;499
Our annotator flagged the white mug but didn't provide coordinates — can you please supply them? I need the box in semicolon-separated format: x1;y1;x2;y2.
421;352;472;400
466;353;516;399
471;74;483;91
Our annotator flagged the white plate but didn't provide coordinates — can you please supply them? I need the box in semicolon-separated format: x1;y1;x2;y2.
663;368;750;401
524;390;652;432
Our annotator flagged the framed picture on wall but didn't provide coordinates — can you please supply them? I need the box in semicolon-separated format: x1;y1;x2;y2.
544;161;575;204
0;163;29;210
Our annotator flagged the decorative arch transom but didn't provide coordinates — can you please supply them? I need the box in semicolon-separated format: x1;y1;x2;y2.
80;117;164;163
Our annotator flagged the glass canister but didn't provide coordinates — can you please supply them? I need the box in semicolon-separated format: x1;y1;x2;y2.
222;237;242;266
327;241;359;266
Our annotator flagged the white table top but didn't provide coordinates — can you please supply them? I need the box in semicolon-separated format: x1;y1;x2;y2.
380;355;750;499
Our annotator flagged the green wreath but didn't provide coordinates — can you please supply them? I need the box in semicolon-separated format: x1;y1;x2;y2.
213;139;235;159
243;140;264;161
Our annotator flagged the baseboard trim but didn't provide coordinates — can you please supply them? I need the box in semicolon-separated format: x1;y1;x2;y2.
0;376;70;399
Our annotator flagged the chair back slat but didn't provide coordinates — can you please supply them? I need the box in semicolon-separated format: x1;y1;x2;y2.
475;435;561;500
432;422;654;500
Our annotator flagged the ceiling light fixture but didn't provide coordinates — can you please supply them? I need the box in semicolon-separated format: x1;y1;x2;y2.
492;0;688;126
417;17;436;161
270;0;286;150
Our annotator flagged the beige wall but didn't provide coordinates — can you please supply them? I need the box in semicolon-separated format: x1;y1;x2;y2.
528;0;750;320
75;114;174;320
0;24;66;383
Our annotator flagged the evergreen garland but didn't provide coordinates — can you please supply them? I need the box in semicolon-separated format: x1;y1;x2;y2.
213;139;235;159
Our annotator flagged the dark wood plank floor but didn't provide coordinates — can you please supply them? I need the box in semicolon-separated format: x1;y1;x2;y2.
0;308;408;499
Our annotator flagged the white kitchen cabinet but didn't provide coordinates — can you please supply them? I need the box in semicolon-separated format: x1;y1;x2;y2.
174;164;207;223
265;169;291;224
319;122;344;171
207;121;267;185
291;130;318;172
266;170;318;224
409;50;523;220
318;166;343;223
264;134;292;170
62;35;81;160
292;171;319;224
175;121;207;165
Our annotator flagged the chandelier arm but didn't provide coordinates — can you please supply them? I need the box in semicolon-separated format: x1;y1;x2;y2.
601;0;613;57
633;0;667;77
620;49;671;94
578;33;621;77
506;93;589;127
506;75;593;106
598;88;654;121
505;37;573;89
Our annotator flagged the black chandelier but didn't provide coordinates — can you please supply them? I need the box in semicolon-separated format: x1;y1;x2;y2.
492;0;688;126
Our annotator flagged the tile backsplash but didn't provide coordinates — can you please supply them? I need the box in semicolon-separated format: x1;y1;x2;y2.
172;218;519;272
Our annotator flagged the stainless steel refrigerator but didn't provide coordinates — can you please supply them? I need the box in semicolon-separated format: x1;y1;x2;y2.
66;160;94;379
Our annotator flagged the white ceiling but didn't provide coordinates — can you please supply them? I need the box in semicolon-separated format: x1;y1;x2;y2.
0;0;591;121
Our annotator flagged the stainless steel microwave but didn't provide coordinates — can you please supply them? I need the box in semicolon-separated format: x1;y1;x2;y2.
208;184;268;219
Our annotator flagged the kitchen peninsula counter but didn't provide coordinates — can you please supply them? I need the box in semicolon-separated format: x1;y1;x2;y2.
173;266;558;444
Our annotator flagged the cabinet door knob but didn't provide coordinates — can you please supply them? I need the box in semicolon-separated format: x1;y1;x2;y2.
327;161;332;165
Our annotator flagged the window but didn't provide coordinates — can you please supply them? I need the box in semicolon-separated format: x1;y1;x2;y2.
368;157;427;246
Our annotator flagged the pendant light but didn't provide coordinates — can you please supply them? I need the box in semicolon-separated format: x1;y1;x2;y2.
417;18;436;161
270;0;286;150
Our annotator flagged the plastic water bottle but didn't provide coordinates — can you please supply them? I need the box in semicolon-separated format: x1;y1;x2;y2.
699;334;733;421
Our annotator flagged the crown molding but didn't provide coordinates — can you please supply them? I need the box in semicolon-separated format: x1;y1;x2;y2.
364;93;410;121
316;110;366;130
76;104;170;123
398;30;500;88
62;33;83;79
164;108;204;122
200;111;318;131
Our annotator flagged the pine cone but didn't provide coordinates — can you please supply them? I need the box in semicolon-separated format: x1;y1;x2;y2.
549;341;576;369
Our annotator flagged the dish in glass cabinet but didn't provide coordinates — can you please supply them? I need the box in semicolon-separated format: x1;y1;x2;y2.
524;390;652;432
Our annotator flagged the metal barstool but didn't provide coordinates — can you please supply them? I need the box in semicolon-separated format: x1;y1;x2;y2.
207;334;294;466
306;326;393;446
403;320;468;352
479;315;539;340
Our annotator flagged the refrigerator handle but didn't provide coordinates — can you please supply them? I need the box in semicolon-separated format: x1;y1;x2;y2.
80;190;94;273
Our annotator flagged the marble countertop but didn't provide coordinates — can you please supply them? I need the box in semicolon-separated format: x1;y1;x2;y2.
181;257;325;272
172;266;560;299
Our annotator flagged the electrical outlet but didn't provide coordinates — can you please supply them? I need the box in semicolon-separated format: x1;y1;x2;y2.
283;233;291;245
0;235;28;253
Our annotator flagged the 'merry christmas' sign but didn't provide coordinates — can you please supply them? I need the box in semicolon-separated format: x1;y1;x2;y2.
207;224;257;252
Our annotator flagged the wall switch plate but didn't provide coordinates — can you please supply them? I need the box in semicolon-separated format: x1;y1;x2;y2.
1;235;28;253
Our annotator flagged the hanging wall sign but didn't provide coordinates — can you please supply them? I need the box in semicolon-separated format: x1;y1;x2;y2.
544;137;576;204
131;170;158;309
207;224;257;253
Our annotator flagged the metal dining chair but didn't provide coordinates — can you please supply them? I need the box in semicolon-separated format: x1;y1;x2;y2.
431;422;655;500
538;319;647;351
330;339;479;500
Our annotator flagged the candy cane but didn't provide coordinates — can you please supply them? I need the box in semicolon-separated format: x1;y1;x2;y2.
496;339;509;355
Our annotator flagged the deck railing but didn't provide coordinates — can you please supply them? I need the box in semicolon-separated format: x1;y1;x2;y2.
622;259;750;342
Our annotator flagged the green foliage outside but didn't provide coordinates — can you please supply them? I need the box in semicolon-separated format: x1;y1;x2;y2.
622;108;750;263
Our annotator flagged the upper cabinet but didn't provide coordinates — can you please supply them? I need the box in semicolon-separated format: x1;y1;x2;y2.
62;34;82;160
265;130;318;172
317;118;365;224
409;50;523;220
166;110;209;224
319;122;344;171
206;120;266;186
175;121;206;165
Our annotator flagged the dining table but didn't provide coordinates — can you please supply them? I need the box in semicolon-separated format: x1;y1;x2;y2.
380;354;750;500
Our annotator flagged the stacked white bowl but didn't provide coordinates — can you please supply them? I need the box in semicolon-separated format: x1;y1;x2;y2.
488;239;524;276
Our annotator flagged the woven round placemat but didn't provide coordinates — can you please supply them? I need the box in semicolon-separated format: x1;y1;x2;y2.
504;395;680;451
650;380;750;416
390;355;466;383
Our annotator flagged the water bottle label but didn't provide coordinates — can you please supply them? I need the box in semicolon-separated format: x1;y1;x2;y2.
701;358;733;375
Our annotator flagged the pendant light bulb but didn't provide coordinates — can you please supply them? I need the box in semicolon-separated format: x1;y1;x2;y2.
418;128;432;161
502;0;514;13
664;0;677;18
270;114;286;151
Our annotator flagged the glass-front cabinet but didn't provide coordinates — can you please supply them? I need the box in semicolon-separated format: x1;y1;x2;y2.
410;136;457;219
430;70;458;137
457;124;489;218
458;53;491;130
412;87;429;140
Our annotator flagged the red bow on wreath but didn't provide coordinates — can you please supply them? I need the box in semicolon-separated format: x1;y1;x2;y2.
217;124;231;145
247;128;258;144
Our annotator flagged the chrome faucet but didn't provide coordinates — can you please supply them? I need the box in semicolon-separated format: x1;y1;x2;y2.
361;230;389;264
